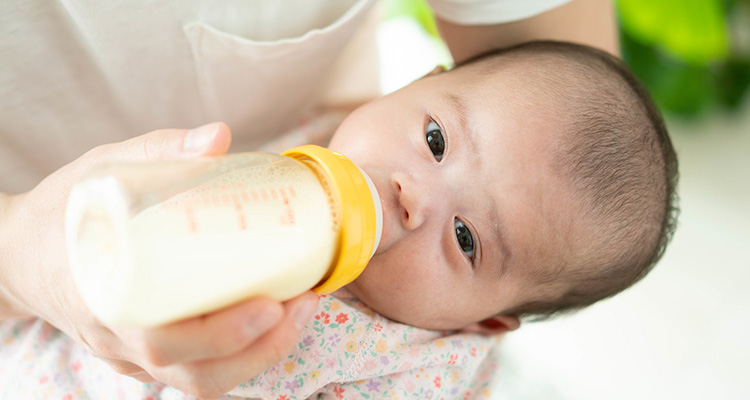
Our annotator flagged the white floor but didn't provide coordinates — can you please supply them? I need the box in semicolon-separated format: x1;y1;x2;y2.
377;17;750;400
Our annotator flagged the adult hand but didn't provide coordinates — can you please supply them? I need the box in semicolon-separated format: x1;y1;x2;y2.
0;122;320;399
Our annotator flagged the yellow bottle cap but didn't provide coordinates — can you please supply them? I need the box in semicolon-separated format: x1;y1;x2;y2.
281;145;382;294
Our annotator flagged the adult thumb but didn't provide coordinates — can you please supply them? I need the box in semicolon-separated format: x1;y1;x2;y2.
107;122;232;163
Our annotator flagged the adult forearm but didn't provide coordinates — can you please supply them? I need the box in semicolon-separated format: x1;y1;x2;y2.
0;191;34;320
437;0;620;64
0;192;11;223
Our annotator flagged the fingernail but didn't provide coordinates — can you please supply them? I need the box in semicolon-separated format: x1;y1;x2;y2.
293;299;318;330
184;122;219;153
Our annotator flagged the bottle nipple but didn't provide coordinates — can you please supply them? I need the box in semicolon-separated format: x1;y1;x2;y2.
357;167;382;259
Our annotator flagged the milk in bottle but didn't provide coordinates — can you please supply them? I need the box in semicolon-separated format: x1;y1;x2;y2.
66;145;382;327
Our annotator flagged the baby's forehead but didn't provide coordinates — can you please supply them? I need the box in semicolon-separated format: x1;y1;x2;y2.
456;48;592;79
449;51;609;108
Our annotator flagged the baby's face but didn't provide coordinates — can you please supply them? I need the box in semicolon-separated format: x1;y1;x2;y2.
328;67;578;331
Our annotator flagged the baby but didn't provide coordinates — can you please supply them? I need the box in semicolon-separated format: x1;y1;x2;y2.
330;39;678;330
0;40;678;399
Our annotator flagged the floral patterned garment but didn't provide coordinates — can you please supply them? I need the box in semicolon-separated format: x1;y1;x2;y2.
0;288;503;400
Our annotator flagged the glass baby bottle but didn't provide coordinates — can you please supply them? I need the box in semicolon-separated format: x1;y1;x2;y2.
65;145;382;327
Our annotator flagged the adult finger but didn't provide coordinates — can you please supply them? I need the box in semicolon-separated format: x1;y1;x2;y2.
171;292;320;399
88;122;232;165
101;358;154;382
120;297;285;367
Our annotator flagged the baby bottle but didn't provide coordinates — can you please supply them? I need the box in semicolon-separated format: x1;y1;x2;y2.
65;145;382;327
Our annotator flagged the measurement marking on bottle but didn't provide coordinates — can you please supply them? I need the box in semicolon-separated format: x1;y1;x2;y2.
279;187;288;201
279;186;296;201
279;185;296;226
231;193;248;230
280;187;289;204
185;206;198;233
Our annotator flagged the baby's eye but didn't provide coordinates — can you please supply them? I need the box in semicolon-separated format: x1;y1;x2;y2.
454;219;475;261
425;119;445;162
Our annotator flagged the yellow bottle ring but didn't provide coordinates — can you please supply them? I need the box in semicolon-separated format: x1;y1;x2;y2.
281;145;379;294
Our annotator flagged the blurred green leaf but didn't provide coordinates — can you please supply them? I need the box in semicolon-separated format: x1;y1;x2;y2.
383;0;439;38
621;31;713;116
714;59;750;108
616;0;729;65
618;0;750;117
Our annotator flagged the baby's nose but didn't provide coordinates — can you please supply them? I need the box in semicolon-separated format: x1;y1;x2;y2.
393;172;428;231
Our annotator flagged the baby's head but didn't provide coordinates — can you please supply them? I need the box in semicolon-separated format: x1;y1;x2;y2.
328;40;679;333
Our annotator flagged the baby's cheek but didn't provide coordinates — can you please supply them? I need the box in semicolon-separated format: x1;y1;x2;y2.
361;244;448;294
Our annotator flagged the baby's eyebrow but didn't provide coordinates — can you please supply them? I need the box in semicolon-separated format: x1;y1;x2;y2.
491;216;513;278
444;92;478;158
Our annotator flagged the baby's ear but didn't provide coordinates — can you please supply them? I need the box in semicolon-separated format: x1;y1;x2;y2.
459;315;520;335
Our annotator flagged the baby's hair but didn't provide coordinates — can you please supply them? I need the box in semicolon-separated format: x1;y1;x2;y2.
454;41;679;321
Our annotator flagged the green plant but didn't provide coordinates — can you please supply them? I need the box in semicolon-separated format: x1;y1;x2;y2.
618;0;750;116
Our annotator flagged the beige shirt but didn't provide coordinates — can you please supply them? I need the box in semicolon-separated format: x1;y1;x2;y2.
0;0;569;193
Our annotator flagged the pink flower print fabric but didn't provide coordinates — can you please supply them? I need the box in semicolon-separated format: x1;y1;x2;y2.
229;288;503;399
0;288;503;399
